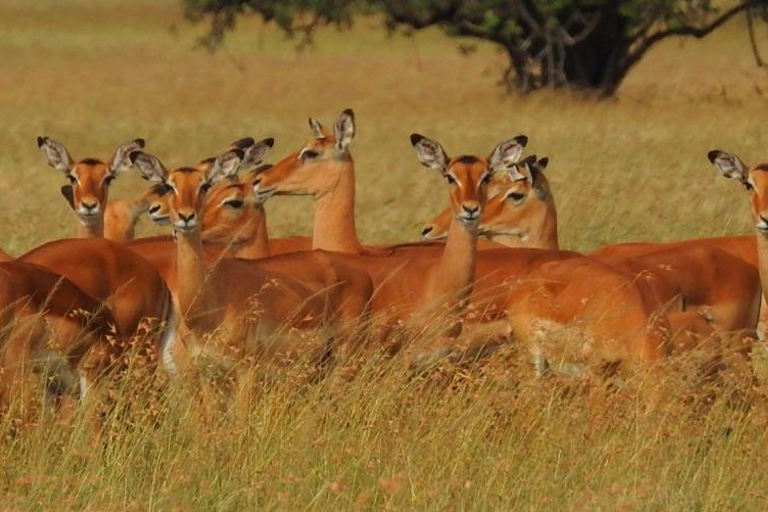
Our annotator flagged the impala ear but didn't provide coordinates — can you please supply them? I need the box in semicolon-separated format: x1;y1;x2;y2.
60;185;75;209
410;133;448;172
334;109;355;151
109;138;145;176
207;149;244;184
508;154;536;182
38;136;74;173
708;150;749;184
488;135;528;173
129;151;168;183
309;118;329;139
536;157;549;171
240;138;274;171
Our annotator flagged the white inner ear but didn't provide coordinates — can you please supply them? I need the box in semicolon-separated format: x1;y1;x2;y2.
334;116;355;151
415;141;447;170
310;118;326;139
42;144;74;173
713;154;747;181
507;165;526;182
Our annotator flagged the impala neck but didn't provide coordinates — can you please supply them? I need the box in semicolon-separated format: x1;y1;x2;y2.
175;229;213;319
76;217;104;239
104;198;149;242
312;159;363;254
230;206;271;259
492;197;559;250
756;231;768;301
433;215;478;305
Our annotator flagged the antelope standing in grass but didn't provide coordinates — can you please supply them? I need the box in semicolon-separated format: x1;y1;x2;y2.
0;261;119;414
128;146;373;377
425;153;760;343
252;110;673;374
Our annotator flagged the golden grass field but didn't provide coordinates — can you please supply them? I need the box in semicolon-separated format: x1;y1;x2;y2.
4;0;768;509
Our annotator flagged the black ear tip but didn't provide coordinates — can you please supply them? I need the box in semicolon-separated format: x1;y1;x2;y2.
263;137;275;148
517;135;529;147
135;138;146;148
342;108;354;118
37;136;46;147
539;157;549;167
232;137;255;149
232;148;245;160
128;150;141;164
410;133;424;146
707;150;721;163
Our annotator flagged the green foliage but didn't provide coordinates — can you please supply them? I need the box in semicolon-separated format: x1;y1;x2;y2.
184;0;764;95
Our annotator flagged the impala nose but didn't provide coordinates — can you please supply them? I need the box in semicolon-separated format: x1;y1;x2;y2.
461;201;480;220
80;200;98;214
757;215;768;232
176;211;197;230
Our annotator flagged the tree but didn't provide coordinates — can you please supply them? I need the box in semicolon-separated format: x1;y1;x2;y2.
184;0;768;97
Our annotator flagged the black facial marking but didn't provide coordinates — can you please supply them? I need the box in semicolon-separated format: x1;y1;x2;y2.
79;158;104;166
152;183;173;197
456;155;479;164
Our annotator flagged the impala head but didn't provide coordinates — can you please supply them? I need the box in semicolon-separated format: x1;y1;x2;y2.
38;136;144;224
410;133;528;228
130;146;267;235
708;150;768;232
142;138;273;230
419;155;548;240
252;109;355;200
479;155;550;234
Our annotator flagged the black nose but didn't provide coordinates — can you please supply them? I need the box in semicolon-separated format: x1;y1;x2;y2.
463;204;479;214
179;212;195;223
81;201;97;211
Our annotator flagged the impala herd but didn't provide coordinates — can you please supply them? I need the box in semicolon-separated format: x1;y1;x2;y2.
2;108;767;416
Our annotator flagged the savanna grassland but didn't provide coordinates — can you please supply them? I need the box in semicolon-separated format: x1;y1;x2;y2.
3;0;768;510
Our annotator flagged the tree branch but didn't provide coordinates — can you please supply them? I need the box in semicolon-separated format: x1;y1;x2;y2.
623;1;759;71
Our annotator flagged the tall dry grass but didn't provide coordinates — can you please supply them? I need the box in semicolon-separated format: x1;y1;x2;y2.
3;0;768;509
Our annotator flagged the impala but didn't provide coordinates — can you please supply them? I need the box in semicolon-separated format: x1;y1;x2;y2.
19;238;174;379
128;146;373;375
0;261;119;413
37;136;149;241
708;150;768;306
426;153;760;344
253;110;671;373
422;155;559;250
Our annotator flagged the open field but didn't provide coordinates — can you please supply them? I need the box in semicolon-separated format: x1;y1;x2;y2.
3;0;768;509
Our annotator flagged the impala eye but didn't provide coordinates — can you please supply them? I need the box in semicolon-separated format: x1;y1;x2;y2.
445;175;457;185
200;182;212;193
507;191;526;202
481;173;492;184
224;199;244;209
104;175;115;186
67;175;78;184
300;149;320;161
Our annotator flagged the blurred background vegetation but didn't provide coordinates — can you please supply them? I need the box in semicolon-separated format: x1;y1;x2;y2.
185;0;768;95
